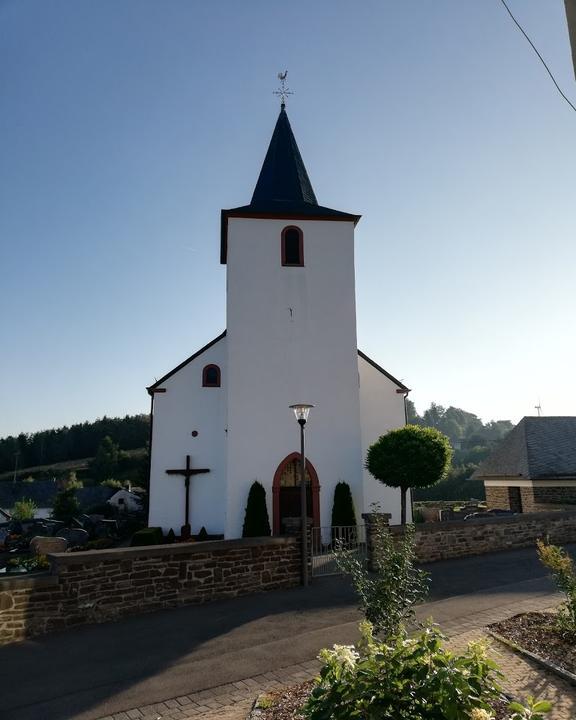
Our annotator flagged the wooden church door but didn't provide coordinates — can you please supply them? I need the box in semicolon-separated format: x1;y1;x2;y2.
272;453;320;534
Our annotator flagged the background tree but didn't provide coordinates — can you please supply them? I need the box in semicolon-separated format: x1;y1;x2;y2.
52;488;80;525
90;436;119;482
366;425;452;524
242;481;271;537
331;481;357;527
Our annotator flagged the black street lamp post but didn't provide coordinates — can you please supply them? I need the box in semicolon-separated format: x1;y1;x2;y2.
289;403;314;587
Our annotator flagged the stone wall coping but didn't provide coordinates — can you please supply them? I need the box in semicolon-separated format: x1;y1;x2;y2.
389;509;576;533
0;573;59;590
48;535;297;565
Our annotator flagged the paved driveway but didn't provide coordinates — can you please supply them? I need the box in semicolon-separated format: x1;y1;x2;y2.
1;545;571;720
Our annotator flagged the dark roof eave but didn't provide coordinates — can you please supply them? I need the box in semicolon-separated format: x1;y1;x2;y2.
220;207;361;264
357;349;409;392
147;331;227;393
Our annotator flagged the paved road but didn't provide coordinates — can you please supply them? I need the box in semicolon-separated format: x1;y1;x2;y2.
1;545;570;720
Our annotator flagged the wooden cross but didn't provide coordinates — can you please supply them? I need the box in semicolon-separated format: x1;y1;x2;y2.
166;454;210;539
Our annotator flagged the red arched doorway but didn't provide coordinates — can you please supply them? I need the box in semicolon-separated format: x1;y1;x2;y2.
272;453;320;535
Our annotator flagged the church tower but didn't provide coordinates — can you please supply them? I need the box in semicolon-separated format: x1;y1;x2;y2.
221;104;364;537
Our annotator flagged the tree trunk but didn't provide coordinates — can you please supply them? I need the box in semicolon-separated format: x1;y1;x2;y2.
401;487;407;525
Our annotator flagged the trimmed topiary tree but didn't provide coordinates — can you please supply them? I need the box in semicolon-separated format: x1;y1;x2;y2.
366;425;452;525
242;481;271;537
331;482;357;527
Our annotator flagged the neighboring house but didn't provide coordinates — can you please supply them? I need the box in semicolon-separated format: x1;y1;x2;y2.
147;103;410;539
107;489;143;513
474;416;576;512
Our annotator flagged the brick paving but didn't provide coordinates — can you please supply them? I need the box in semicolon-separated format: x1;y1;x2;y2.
97;593;576;720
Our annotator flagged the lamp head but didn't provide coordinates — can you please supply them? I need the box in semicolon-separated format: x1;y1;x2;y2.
289;403;314;424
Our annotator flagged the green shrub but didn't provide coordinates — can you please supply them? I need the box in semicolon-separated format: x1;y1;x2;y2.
537;539;576;634
331;482;357;527
52;488;80;524
101;478;123;489
130;527;164;546
242;481;271;537
11;498;38;521
165;528;176;544
335;518;427;638
305;620;503;720
8;554;50;572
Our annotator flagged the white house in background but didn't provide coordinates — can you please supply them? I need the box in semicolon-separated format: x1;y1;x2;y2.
147;102;410;539
107;489;143;513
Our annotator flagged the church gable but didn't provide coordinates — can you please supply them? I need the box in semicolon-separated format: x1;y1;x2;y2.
147;331;226;394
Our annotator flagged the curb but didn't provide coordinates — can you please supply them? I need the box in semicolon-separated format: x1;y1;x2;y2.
487;629;576;687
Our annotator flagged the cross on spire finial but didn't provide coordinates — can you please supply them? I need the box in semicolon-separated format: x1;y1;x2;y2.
273;71;293;108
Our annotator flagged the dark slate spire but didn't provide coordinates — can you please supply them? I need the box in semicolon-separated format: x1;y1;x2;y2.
220;106;361;263
250;105;318;206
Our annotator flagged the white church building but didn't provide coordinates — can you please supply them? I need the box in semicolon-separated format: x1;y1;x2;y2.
147;103;410;539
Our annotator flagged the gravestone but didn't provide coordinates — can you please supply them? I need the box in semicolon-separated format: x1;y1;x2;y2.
57;527;89;546
29;536;68;555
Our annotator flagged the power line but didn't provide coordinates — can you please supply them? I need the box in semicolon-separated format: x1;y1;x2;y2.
498;0;576;114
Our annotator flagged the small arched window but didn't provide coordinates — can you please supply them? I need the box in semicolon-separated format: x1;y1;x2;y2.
281;226;304;267
202;364;221;387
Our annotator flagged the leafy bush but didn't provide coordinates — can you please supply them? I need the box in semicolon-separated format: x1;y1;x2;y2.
305;620;503;720
101;478;123;489
537;539;576;634
11;498;38;521
7;554;50;572
242;481;271;537
52;488;80;524
508;696;553;720
130;527;164;546
331;482;357;527
335;518;427;638
66;471;83;490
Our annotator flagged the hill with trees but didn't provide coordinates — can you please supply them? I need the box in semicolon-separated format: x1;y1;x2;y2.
0;414;149;479
406;401;514;501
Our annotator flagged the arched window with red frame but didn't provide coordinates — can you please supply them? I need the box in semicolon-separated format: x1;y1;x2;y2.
281;226;304;267
202;364;221;387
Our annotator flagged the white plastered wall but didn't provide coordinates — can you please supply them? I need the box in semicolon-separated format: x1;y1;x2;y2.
358;354;409;525
224;217;364;538
148;337;227;535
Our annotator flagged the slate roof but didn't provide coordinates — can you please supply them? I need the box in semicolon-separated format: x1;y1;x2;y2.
474;416;576;480
220;107;361;263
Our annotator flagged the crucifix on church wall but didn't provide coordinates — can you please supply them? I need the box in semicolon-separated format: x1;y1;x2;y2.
166;454;210;539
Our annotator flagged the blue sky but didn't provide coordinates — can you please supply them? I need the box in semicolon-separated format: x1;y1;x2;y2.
1;0;575;437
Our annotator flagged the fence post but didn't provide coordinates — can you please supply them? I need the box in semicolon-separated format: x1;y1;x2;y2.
361;513;391;571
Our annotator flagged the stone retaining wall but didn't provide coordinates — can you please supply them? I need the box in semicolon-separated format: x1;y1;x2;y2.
388;510;576;563
0;536;300;645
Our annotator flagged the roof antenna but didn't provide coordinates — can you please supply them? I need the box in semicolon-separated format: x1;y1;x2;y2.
273;71;293;109
534;400;542;417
